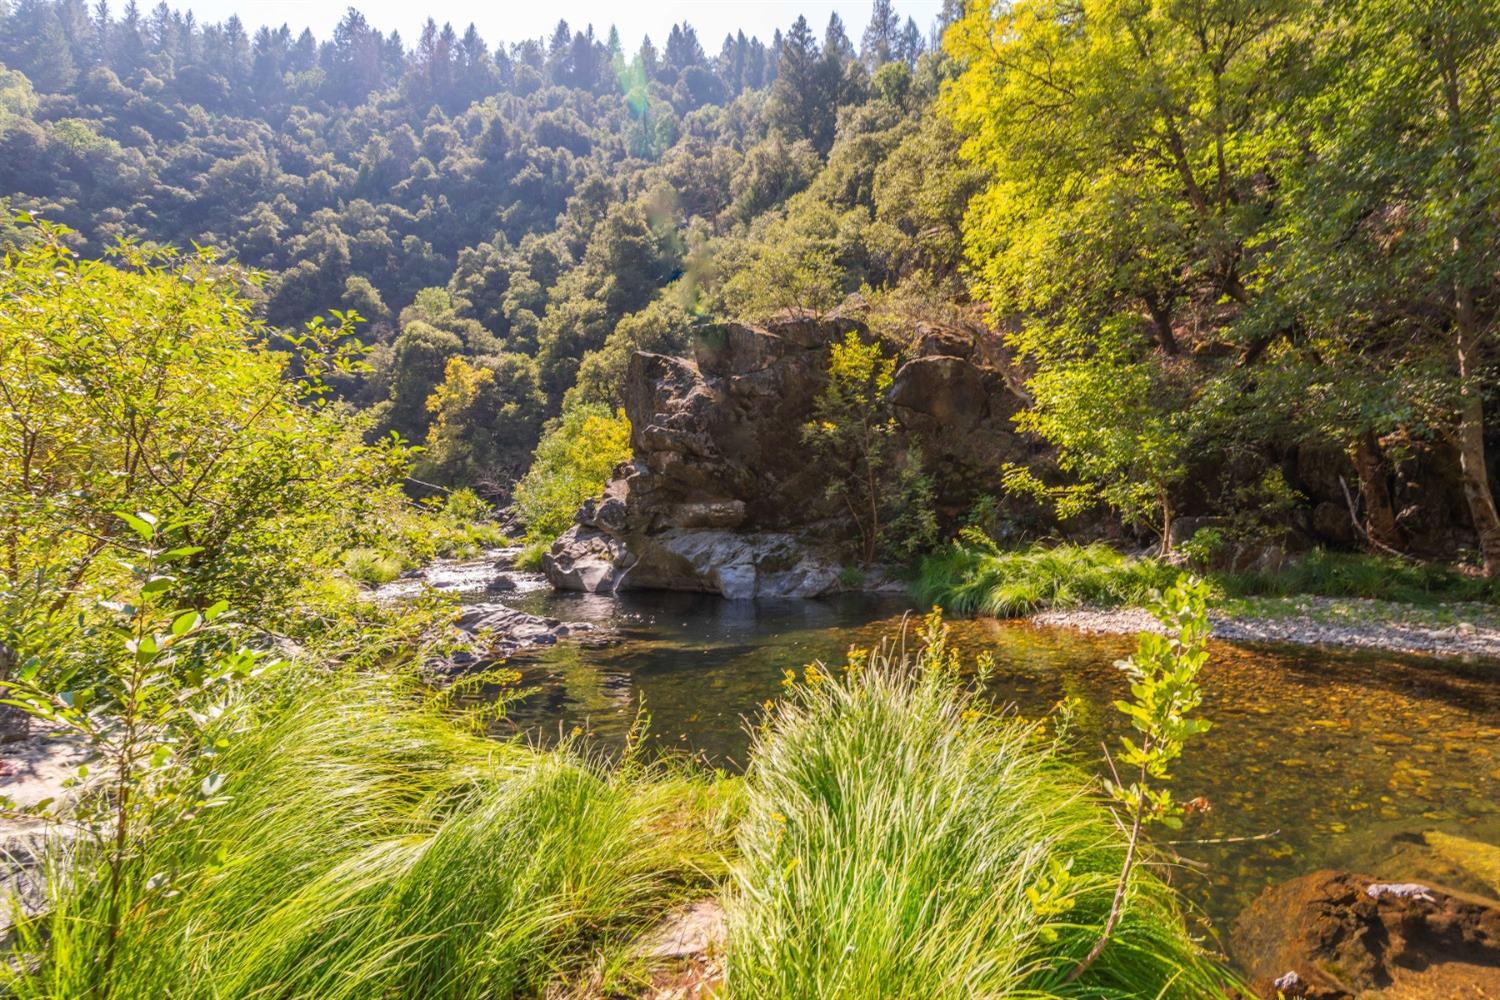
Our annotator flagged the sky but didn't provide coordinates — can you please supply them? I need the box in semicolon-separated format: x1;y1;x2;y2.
174;1;949;50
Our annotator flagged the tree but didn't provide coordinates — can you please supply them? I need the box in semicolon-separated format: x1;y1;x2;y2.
802;332;929;566
896;17;923;68
662;21;705;79
513;402;631;551
421;353;544;491
384;321;463;441
767;16;834;151
860;0;900;69
1275;0;1500;573
0;219;397;616
1001;337;1195;553
944;0;1298;551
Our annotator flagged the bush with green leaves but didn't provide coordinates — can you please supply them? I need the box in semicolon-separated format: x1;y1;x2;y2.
802;331;936;567
1;512;274;975
512;402;632;558
0;218;408;626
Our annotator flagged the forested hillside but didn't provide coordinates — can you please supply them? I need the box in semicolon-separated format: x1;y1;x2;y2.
0;0;960;494
2;0;1498;576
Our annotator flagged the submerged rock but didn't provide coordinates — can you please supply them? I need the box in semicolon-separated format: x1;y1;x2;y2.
1422;830;1500;897
422;604;597;674
1230;869;1500;998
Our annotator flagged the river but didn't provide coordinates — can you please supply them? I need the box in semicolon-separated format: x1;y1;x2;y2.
412;556;1500;936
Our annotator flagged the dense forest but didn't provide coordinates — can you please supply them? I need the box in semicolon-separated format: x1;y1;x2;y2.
0;0;964;497
4;0;1497;579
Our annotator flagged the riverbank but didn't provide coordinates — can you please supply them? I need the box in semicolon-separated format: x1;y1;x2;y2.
1032;595;1500;661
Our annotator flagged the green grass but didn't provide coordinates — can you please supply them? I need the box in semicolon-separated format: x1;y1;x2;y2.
6;620;1248;998
341;545;407;586
726;640;1235;998
918;541;1500;620
515;537;550;571
4;668;735;999
1215;548;1499;605
915;542;1180;617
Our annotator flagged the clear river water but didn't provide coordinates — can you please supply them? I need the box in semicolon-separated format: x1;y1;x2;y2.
423;562;1500;937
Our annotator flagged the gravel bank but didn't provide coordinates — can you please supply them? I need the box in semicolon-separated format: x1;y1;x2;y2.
1031;597;1500;660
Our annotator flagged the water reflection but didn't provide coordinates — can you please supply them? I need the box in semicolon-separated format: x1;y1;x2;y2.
496;587;1500;928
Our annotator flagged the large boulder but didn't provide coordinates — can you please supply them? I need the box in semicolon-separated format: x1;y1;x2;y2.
1230;870;1500;999
544;313;1034;598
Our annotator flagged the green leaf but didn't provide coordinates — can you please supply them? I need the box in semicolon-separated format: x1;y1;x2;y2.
116;510;157;541
141;575;176;594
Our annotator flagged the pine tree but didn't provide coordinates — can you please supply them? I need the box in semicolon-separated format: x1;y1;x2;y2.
861;0;899;69
766;16;820;144
897;16;923;68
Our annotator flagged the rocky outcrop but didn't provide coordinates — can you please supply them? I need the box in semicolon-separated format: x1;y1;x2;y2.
1230;870;1500;998
543;314;1035;598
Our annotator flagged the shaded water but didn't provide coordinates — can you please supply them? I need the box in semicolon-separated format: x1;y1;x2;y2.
487;587;1500;932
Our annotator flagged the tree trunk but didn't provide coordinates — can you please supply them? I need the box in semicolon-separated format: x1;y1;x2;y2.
1453;308;1500;577
1159;490;1173;557
1349;432;1402;552
0;641;31;743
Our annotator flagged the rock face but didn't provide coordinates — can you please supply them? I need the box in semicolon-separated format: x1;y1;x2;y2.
1230;870;1500;999
543;314;1034;598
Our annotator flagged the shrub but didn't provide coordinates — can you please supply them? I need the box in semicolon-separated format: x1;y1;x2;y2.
726;614;1232;998
0;219;407;625
513;403;632;549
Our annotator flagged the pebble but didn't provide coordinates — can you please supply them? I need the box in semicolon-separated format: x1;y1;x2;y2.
1031;600;1500;661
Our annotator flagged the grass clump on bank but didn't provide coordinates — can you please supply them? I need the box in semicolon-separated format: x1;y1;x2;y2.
1215;548;1500;605
915;542;1179;617
918;540;1500;621
4;668;735;1000
726;615;1233;999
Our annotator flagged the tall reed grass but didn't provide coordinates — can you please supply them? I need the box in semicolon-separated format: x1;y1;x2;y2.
4;668;734;999
725;634;1234;999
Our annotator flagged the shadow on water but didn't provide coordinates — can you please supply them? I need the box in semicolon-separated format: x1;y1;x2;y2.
483;584;1500;934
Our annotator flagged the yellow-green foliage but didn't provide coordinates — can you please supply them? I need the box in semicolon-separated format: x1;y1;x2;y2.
513;402;632;549
0;218;403;620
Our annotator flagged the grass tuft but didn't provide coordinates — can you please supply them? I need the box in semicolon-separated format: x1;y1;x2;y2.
726;639;1234;998
4;668;733;999
915;542;1180;617
341;545;407;586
